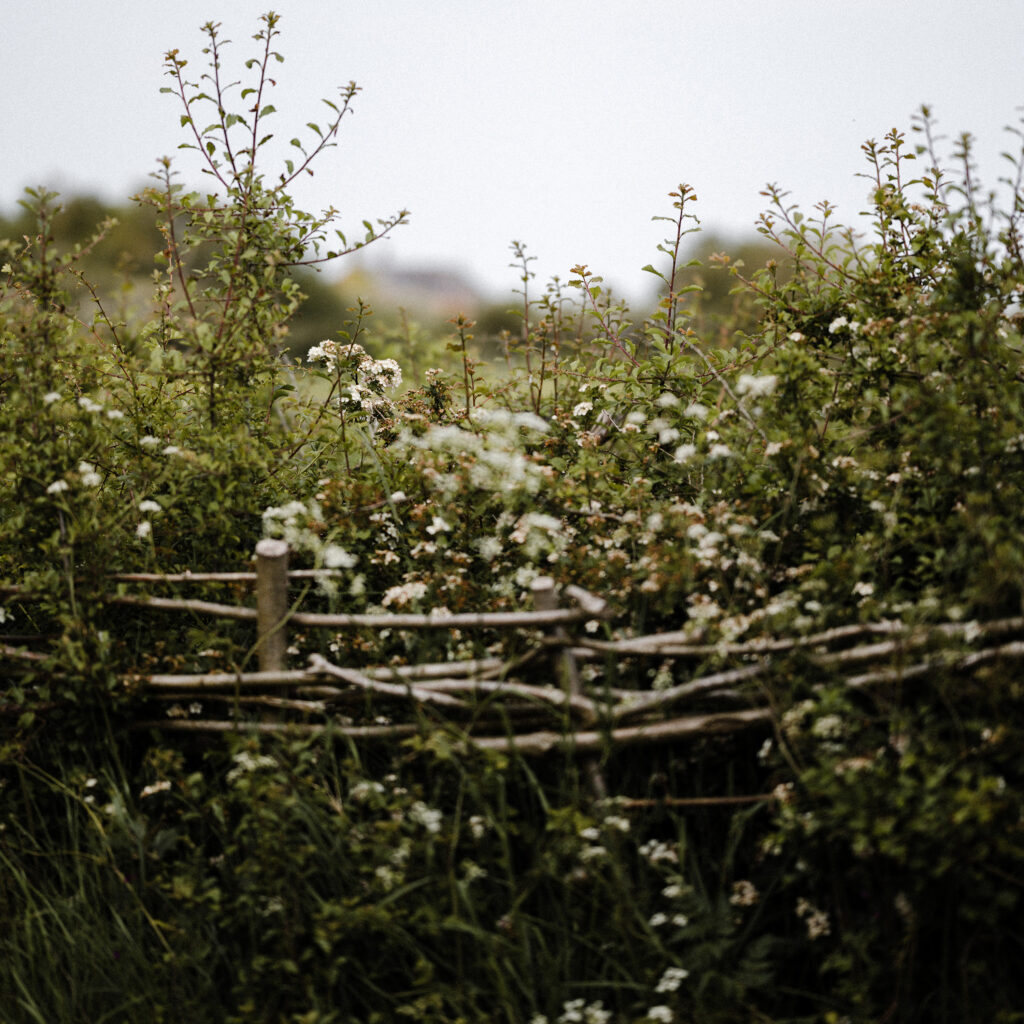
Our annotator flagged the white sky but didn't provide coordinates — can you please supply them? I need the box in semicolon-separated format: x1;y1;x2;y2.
2;1;1022;301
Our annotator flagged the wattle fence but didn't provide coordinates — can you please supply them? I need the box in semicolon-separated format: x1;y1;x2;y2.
5;539;1024;785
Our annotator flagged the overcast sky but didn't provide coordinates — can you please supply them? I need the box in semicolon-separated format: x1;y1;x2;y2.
3;2;1022;300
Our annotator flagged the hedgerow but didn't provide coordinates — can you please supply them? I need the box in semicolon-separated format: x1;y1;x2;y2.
1;13;1022;1023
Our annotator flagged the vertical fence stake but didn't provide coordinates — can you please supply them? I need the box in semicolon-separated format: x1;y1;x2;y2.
531;576;608;799
255;539;290;673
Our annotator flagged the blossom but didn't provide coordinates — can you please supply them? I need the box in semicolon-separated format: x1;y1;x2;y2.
43;391;61;404
673;443;698;463
78;396;102;413
136;521;152;540
730;879;760;906
382;580;429;607
572;401;594;418
323;544;357;569
140;780;171;798
655;967;689;993
46;480;70;494
138;499;162;513
77;462;101;487
796;897;831;939
647;1006;673;1023
736;373;777;397
139;435;161;448
426;515;451;535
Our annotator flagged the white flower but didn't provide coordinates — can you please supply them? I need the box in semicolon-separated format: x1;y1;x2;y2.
323;544;357;569
673;443;698;463
730;880;760;907
647;1006;673;1023
572;401;594;418
382;581;428;607
138;499;162;513
736;373;777;398
475;536;503;561
43;391;61;404
788;331;805;341
796;897;831;939
655;966;689;993
162;445;182;456
408;800;443;834
78;396;102;413
106;409;125;420
828;316;849;334
648;912;669;927
136;521;152;540
656;392;680;407
426;515;451;535
77;462;102;487
46;480;70;494
684;401;708;420
658;426;681;445
708;443;732;459
140;780;171;798
852;581;875;598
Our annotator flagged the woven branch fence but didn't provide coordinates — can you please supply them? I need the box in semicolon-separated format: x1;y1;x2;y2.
6;538;1024;777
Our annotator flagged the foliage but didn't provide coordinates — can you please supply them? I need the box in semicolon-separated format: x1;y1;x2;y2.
2;12;1024;1022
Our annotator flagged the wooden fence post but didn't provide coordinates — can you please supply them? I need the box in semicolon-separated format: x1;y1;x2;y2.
531;576;607;799
255;539;289;672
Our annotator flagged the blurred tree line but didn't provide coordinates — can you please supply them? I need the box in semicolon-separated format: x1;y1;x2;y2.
0;193;357;362
0;193;789;366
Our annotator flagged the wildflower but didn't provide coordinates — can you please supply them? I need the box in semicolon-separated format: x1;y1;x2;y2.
684;401;708;420
162;445;182;456
572;401;594;418
796;897;831;939
382;581;428;607
135;521;152;540
658;426;681;445
673;443;698;463
828;316;849;333
647;1007;674;1023
359;357;403;390
140;780;171;798
43;391;61;404
78;396;103;413
736;373;777;397
648;912;669;927
106;409;125;420
662;882;684;899
708;443;732;459
323;544;357;569
730;880;760;906
426;515;451;535
408;800;443;834
656;966;690;992
656;392;680;407
138;499;162;513
852;581;875;598
811;714;843;740
77;462;101;487
139;435;161;448
640;838;679;865
46;480;70;494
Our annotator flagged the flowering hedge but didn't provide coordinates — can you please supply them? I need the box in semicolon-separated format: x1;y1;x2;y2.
1;14;1023;1023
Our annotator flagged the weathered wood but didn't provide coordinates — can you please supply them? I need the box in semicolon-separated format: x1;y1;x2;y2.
255;538;290;672
531;576;607;798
